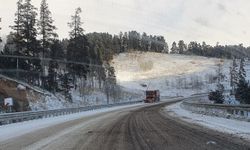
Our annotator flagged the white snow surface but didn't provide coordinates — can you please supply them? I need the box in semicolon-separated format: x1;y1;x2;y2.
224;94;240;105
0;103;144;142
113;52;218;82
112;52;231;97
165;102;250;141
17;84;26;90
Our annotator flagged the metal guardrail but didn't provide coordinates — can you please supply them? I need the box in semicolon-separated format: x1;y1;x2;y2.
0;100;143;126
182;100;250;122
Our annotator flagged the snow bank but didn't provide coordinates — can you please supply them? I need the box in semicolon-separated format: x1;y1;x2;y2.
165;102;250;141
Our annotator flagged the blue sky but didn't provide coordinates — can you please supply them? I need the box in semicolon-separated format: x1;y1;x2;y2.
1;0;250;46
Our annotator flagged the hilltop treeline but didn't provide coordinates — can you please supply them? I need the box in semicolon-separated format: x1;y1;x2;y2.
170;41;250;59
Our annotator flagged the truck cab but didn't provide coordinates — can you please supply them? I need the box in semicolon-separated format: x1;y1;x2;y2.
145;90;160;103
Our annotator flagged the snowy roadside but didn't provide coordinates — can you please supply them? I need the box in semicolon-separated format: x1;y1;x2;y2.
164;102;250;141
0;103;144;142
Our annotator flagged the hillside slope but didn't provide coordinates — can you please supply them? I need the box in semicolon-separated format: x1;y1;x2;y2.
112;52;231;97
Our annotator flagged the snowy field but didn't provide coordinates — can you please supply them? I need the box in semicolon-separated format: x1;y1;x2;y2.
165;102;250;141
112;52;231;97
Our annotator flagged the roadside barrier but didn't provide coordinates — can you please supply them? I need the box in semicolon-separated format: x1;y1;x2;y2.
182;100;250;122
0;100;142;126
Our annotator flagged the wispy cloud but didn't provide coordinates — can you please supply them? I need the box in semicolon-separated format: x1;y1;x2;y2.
194;17;210;27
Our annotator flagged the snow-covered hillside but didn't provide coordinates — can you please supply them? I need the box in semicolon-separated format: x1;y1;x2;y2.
5;52;249;111
112;52;231;97
31;52;229;110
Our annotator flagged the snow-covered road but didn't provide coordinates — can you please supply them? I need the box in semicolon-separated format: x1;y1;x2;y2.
0;103;144;142
0;99;249;150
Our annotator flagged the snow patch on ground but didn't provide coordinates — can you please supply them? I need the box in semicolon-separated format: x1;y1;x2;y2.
28;87;143;111
17;84;26;90
28;92;67;111
224;94;240;105
165;102;250;141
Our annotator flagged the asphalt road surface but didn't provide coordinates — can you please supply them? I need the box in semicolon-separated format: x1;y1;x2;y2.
0;101;249;150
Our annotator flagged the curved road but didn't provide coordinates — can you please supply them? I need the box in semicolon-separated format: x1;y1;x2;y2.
0;101;249;150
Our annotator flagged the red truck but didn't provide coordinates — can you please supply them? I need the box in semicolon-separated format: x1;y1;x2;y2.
144;90;160;103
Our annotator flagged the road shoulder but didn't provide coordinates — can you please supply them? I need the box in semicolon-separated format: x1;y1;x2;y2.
163;102;250;145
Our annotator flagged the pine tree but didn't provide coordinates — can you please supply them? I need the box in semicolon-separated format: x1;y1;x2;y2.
86;33;108;89
38;0;58;87
156;36;167;53
68;7;84;39
10;0;23;55
187;42;203;55
118;32;124;53
141;32;150;51
235;79;249;104
128;31;141;50
216;61;225;83
10;0;41;84
238;59;246;81
201;41;209;54
0;33;18;70
3;32;17;54
112;35;121;54
230;58;239;94
122;32;128;52
10;0;27;76
208;88;224;104
38;0;57;58
170;42;178;54
150;36;157;52
104;65;117;104
46;60;58;92
67;7;90;81
235;58;250;104
178;40;186;54
60;73;72;102
20;0;39;56
67;36;90;78
46;40;64;92
208;62;225;104
11;0;39;59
